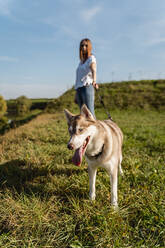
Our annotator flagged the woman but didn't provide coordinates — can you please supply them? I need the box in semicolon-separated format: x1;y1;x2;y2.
75;38;99;117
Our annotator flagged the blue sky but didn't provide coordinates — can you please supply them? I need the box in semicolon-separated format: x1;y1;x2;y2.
0;0;165;99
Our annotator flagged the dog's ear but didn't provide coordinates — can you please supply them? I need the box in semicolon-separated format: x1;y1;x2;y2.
64;109;75;124
81;104;95;121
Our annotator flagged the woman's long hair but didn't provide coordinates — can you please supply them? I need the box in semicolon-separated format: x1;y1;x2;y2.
79;38;92;62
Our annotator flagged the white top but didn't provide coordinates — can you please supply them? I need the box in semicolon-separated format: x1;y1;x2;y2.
75;55;96;90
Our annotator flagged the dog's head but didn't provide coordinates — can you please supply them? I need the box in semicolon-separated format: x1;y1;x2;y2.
64;104;96;166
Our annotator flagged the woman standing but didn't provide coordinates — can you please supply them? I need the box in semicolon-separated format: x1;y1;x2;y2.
75;38;99;117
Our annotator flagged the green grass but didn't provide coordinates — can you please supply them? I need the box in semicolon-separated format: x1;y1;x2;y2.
0;109;164;247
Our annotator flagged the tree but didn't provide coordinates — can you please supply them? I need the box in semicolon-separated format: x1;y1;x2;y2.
16;96;32;116
0;95;7;118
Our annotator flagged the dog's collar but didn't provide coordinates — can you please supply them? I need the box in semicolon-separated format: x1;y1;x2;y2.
86;144;104;160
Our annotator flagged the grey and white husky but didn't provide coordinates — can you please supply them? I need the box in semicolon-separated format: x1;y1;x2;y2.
64;104;123;207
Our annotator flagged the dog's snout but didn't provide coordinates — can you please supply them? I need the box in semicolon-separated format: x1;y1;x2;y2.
67;143;74;150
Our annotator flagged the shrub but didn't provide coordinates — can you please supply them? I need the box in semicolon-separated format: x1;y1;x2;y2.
16;96;32;116
0;116;9;133
0;95;7;118
45;99;61;113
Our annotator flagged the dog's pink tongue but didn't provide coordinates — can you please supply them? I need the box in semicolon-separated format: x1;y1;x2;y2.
72;146;83;166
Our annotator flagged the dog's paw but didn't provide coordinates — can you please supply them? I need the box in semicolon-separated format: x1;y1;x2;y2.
120;170;124;177
89;193;96;201
111;204;119;212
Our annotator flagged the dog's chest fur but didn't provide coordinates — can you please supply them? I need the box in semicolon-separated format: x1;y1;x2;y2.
86;119;123;164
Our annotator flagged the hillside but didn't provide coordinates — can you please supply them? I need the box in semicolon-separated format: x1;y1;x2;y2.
6;79;165;117
46;79;165;113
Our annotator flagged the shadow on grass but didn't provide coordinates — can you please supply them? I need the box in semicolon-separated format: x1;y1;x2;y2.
50;165;87;177
0;159;86;199
50;165;89;202
0;159;48;195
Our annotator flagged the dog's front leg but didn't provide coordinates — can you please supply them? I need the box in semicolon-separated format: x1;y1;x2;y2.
88;165;97;200
110;167;118;207
106;164;118;207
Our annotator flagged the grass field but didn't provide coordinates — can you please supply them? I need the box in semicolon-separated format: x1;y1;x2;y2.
0;108;164;247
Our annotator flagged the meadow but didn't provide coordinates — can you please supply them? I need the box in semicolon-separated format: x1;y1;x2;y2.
0;106;164;247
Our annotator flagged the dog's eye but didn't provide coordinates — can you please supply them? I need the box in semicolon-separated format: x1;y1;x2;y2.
79;128;83;133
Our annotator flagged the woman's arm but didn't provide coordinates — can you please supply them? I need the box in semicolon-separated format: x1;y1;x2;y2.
90;62;99;89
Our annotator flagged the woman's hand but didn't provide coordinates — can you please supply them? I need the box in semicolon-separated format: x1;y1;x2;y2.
92;81;99;90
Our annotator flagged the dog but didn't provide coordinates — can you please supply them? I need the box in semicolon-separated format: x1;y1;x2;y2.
64;104;123;207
